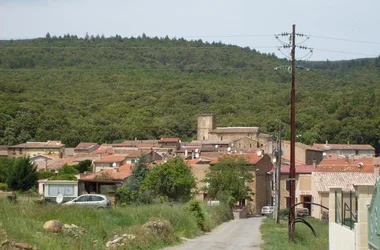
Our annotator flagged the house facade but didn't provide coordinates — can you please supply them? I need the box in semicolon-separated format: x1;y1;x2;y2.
8;141;65;158
313;142;375;159
93;155;126;172
74;142;100;154
282;141;324;165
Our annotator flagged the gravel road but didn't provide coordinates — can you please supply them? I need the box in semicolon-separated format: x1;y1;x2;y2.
164;216;263;250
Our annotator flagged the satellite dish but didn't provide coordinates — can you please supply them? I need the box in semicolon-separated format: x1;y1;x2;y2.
112;162;117;167
257;151;262;157
215;145;219;149
227;147;231;152
322;152;327;157
195;148;199;153
195;153;200;158
56;193;63;204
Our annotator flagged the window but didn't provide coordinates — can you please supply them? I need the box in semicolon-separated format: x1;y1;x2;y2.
91;195;104;201
355;150;359;155
48;184;74;196
250;144;252;148
131;159;135;164
286;180;290;191
221;136;223;141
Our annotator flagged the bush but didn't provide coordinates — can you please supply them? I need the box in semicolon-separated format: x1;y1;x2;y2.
0;183;8;191
280;208;290;219
49;174;77;180
38;171;55;180
186;200;207;231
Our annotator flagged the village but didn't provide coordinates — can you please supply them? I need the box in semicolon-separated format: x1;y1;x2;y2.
2;114;379;220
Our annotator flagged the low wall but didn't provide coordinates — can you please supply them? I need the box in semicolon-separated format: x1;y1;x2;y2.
329;223;355;250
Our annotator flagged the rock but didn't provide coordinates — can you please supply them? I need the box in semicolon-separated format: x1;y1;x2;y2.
105;233;136;249
43;220;62;232
61;224;86;238
13;242;37;250
0;240;38;250
142;219;171;236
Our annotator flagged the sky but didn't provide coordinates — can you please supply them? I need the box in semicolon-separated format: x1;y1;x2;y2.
1;0;379;61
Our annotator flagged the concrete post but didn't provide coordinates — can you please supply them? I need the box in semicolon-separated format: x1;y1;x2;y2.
354;184;374;250
329;187;342;223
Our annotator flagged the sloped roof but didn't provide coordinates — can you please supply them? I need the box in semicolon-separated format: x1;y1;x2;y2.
125;150;151;158
269;165;315;174
210;153;264;165
312;172;376;192
315;158;375;173
185;159;212;166
210;127;259;134
159;138;180;143
75;142;99;150
94;155;126;163
9;141;64;149
313;143;375;151
79;165;132;181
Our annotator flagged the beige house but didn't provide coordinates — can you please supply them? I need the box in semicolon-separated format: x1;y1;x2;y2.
185;159;212;200
311;159;379;219
270;165;315;212
8;141;65;158
93;155;126;172
281;141;324;165
313;142;375;159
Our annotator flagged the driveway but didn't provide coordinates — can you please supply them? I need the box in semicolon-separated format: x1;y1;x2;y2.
164;216;263;250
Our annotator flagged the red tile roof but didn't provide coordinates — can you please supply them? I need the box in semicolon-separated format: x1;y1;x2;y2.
79;167;132;181
312;172;376;192
210;127;259;134
75;142;98;150
9;141;64;149
94;155;126;163
159;138;180;143
125;150;150;158
313;143;375;151
185;159;212;166
315;158;375;173
92;146;113;155
210;153;263;165
269;165;315;174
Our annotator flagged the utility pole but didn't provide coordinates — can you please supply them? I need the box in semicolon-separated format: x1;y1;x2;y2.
274;25;312;240
276;122;282;224
289;24;296;240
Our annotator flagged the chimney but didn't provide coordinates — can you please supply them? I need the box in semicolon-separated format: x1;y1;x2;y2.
313;159;316;168
374;163;380;176
325;140;328;146
185;149;188;158
191;150;195;160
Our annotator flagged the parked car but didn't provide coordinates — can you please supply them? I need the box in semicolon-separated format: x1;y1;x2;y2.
261;206;274;216
63;194;111;208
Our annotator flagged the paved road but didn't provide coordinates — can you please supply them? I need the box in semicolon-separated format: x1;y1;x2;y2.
164;217;263;250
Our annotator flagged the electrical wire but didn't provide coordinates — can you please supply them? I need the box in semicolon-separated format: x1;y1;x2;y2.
311;35;380;45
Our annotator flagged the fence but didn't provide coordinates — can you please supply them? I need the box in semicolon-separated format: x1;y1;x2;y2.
335;190;357;230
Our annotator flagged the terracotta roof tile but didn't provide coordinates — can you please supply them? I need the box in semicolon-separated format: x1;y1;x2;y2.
313;143;375;151
75;142;99;150
315;158;375;173
210;127;259;134
94;155;126;163
312;172;376;192
9;141;64;149
79;167;132;181
159;138;180;143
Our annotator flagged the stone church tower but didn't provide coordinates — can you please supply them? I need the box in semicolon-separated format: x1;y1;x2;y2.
197;114;216;141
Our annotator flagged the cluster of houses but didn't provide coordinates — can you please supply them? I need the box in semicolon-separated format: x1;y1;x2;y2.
1;114;379;218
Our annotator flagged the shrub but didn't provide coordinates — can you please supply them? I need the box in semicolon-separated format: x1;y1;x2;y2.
280;208;290;219
0;183;8;191
38;171;55;180
186;200;206;231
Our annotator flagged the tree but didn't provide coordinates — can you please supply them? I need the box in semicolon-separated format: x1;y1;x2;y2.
0;157;14;183
142;157;196;202
203;155;254;207
45;32;51;40
7;157;38;191
116;156;150;204
75;160;93;173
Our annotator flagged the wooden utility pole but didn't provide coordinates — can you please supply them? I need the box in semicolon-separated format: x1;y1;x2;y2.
276;122;282;224
289;24;296;239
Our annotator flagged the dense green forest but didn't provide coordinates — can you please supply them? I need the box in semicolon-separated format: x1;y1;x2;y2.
0;34;379;154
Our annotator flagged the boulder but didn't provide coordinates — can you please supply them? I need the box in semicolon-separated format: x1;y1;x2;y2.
105;234;136;249
61;224;86;238
142;219;171;237
43;220;62;232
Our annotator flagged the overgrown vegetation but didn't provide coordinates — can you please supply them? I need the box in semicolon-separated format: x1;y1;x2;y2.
0;198;232;250
260;218;328;250
0;35;379;153
203;155;253;207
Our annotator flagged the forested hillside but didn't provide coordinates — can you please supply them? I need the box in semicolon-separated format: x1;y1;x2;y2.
0;34;379;153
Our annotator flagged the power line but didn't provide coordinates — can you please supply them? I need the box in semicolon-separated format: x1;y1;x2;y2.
312;35;380;45
312;48;379;57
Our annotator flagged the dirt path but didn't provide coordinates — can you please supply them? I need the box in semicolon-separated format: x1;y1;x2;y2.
164;217;263;250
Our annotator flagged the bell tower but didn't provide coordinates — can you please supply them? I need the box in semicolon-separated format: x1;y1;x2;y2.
197;114;216;141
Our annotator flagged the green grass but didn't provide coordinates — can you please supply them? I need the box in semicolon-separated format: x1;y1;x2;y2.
0;199;232;249
260;218;329;250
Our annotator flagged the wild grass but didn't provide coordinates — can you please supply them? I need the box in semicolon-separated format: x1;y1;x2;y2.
0;199;232;249
260;217;329;250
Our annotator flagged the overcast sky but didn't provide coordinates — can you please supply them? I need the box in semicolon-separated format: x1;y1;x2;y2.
1;0;379;61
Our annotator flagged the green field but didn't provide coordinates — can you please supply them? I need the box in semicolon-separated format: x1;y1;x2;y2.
0;198;232;249
260;218;329;250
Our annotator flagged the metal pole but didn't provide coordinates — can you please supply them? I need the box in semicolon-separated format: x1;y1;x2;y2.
289;24;296;240
276;122;281;224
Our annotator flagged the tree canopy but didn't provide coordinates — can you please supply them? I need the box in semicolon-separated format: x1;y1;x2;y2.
7;157;38;191
203;155;254;207
0;35;379;154
142;157;196;202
